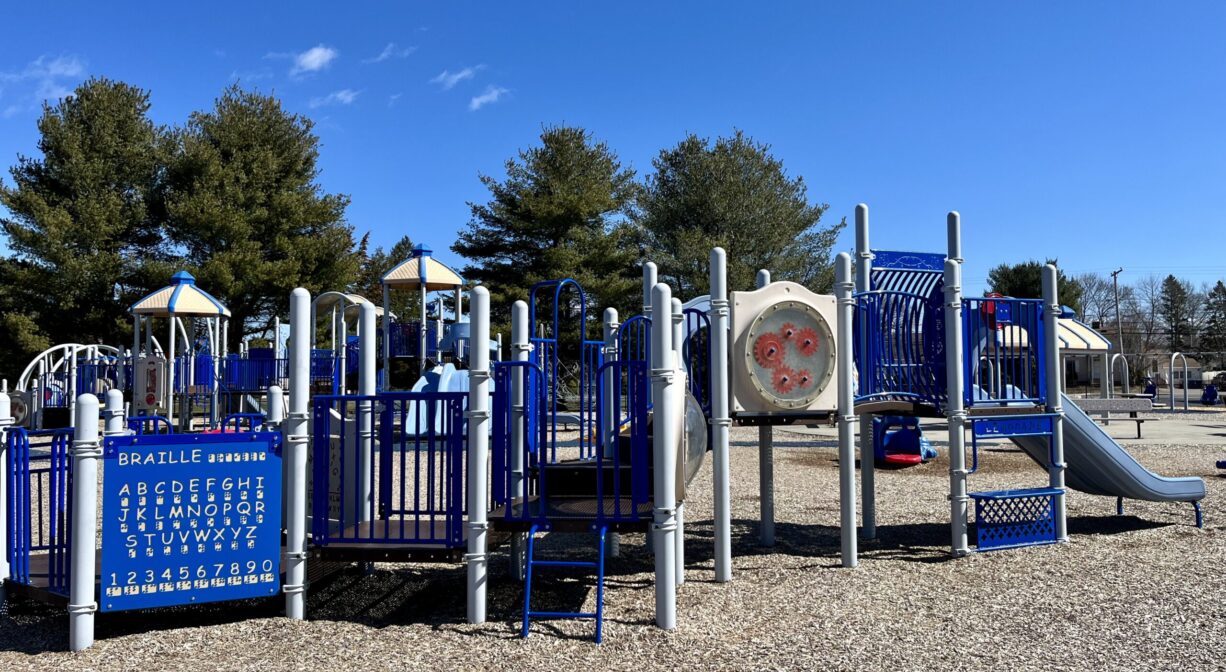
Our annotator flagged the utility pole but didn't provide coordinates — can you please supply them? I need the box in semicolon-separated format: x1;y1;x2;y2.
1111;268;1129;394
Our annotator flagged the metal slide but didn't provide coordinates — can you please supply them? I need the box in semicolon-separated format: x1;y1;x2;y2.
1010;393;1204;502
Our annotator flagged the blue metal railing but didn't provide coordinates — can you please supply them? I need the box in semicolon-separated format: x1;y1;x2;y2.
617;315;651;364
221;413;266;432
528;278;602;462
311;391;468;547
491;356;651;527
6;427;73;595
682;308;712;418
128;415;174;435
962;297;1046;408
854;290;947;409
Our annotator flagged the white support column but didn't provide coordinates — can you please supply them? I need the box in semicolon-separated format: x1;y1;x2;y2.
284;288;310;620
268;385;284;426
642;262;658;318
834;253;859;568
419;285;428;375
650;282;678;630
167;318;176;427
671;296;686;587
68;345;79;427
104;389;125;437
708;248;732;583
68;394;101;651
466;286;491;624
602;307;621;559
0;392;11;606
855;203;876;541
358;303;376;524
944;255;970;557
509;301;529;579
1042;265;1069;543
755;269;775;547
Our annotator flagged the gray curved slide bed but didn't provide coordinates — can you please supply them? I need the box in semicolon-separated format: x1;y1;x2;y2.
1009;393;1204;502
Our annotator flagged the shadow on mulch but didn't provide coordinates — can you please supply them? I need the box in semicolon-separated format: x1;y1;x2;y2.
0;511;1177;651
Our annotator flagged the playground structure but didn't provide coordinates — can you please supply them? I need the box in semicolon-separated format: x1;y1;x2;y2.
834;205;1206;564
0;217;1214;651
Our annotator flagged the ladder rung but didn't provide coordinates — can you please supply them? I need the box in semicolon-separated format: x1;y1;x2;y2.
529;611;597;619
532;560;598;569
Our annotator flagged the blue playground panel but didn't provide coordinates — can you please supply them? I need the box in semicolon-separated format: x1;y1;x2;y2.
1202;384;1218;406
971;488;1061;551
99;431;283;612
6;428;74;595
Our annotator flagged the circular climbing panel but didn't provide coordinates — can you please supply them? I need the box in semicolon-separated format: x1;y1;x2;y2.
743;300;835;410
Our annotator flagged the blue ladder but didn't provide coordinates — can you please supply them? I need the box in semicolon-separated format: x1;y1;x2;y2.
522;524;609;643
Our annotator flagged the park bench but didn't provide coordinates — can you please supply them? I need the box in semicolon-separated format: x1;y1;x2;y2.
1072;397;1154;439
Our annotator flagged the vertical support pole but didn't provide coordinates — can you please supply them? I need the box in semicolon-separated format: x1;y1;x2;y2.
650;282;678;630
455;286;463;324
269;384;287;529
944;253;970;557
1042;265;1069;543
339;311;348;396
419;284;428;375
68;394;101;651
671;296;685;586
104;389;124;437
284;288;310;620
643;262;658;317
854;203;876;541
0;392;11;606
834;253;859;568
466;286;491;624
602;308;621;558
642;261;659;554
68;345;79;425
509;301;529;578
358;303;376;524
709;248;732;582
167;317;176;428
274;317;282;359
1100;354;1110;399
382;284;391;390
755;269;775;547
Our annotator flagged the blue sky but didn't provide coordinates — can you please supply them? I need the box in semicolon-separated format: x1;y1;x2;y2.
1;2;1224;295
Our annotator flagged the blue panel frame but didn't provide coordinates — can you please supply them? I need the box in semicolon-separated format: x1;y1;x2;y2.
100;432;283;612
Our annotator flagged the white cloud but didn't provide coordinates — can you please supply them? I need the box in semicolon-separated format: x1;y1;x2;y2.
363;42;416;64
230;68;274;82
430;65;483;90
309;88;360;108
388;93;403;108
0;54;87;116
468;85;508;111
288;44;338;76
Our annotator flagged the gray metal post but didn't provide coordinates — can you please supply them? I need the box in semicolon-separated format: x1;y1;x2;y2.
1043;265;1069;542
944;257;970;557
68;394;101;651
643;262;658;317
1169;353;1189;411
419;284;428;375
1111;268;1128;394
167;318;176;428
755;269;775;547
509;300;529;578
602;308;621;558
285;288;310;620
709;248;732;583
382;285;391;389
104;389;124;437
466;286;491;624
0;393;11;606
358;303;376;523
671;296;685;586
650;282;678;630
855;204;876;540
643;260;658;556
268;385;284;426
834;253;858;568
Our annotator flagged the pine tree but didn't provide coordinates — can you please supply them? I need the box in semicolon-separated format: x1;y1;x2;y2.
637;130;844;297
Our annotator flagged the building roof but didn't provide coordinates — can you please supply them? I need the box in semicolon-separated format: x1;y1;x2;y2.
130;271;230;318
381;244;464;290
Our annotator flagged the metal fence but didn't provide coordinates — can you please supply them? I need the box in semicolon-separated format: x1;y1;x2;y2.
6;427;74;594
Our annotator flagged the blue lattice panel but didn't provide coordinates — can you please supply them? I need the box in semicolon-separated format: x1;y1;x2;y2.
971;487;1061;551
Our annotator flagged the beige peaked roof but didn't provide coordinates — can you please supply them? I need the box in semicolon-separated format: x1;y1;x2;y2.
313;292;394;319
381;245;463;290
990;317;1111;354
131;271;230;318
